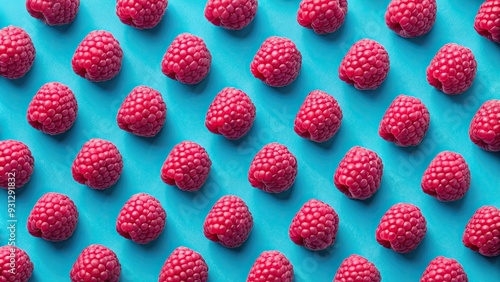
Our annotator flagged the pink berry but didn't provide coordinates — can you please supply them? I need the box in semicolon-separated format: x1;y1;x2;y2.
420;256;468;282
116;0;168;29
205;0;258;30
0;26;36;79
70;244;121;282
333;254;381;282
0;246;34;282
297;0;348;34
474;0;500;43
385;0;437;38
469;99;500;152
0;140;35;189
462;205;500;257
158;247;208;282
247;251;293;282
26;0;80;26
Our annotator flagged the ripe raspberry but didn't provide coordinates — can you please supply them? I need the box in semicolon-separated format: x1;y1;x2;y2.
116;193;167;244
0;246;34;282
26;0;80;26
333;254;381;282
250;36;302;87
338;39;390;90
0;26;36;79
205;0;258;30
0;140;35;189
426;43;477;95
116;0;168;29
205;87;256;140
378;94;430;147
117;86;167;137
158;247;208;282
70;244;121;282
474;0;500;43
297;0;348;34
333;146;383;200
248;143;298;193
420;256;468;282
27;192;79;242
294;90;343;143
421;151;470;202
469;100;500;152
71;138;123;190
71;30;123;82
385;0;437;38
161;33;212;84
375;203;427;253
160;141;211;191
247;251;293;282
462;205;500;257
203;195;253;248
289;199;339;251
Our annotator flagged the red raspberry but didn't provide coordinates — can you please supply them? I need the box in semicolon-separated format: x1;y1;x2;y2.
71;30;123;82
27;192;79;242
420;256;468;282
385;0;437;38
205;0;258;30
203;195;253;248
426;43;477;95
248;143;298;193
0;140;35;189
474;0;500;43
333;146;383;200
71;138;123;190
297;0;348;34
117;86;167;137
161;33;212;85
462;205;500;257
205;87;256;140
289;199;339;251
116;193;167;244
26;0;80;26
0;246;34;282
294;90;343;143
158;247;208;282
375;203;427;253
378;94;430;147
0;26;36;79
250;36;302;87
70;244;121;282
469;100;500;152
160;141;212;191
333;254;381;282
338;39;390;90
421;151;470;202
116;0;168;29
246;251;293;282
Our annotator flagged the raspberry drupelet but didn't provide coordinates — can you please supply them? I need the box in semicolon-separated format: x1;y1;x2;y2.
26;0;80;25
158;247;208;282
420;256;468;282
469;100;500;152
116;0;168;29
385;0;437;38
333;254;381;282
0;140;35;189
247;251;293;282
70;244;121;282
297;0;348;34
0;26;36;79
205;0;258;30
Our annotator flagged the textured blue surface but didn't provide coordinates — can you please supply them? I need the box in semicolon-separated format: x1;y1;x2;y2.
1;0;500;281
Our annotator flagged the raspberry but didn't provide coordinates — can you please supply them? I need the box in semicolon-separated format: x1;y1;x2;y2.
117;86;167;137
248;143;298;193
205;0;258;30
205;87;256;140
297;0;348;34
158;247;208;282
160;141;212;191
246;251;293;282
420;256;468;282
338;39;390;90
426;43;477;95
0;140;35;189
462;205;500;257
161;33;212;84
203;195;253;248
333;254;381;282
421;151;470;201
333;146;383;200
26;0;80;26
385;0;437;38
474;0;500;43
0;246;34;282
0;26;36;79
116;0;168;29
70;244;121;282
71;138;123;190
116;193;167;244
27;192;79;242
469;100;500;152
378;94;430;147
294;90;343;143
71;30;123;82
250;36;302;87
289;199;339;251
375;203;427;253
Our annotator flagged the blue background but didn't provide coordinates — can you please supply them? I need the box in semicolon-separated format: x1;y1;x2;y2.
1;0;500;281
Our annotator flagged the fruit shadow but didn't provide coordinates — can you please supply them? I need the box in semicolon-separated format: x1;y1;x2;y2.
399;233;431;262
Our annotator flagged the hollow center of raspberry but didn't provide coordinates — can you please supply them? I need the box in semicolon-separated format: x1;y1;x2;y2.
29;120;43;131
379;239;391;249
165;71;177;80
297;131;311;140
431;78;443;90
338;185;353;198
390;22;403;34
74;66;88;79
209;17;221;26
